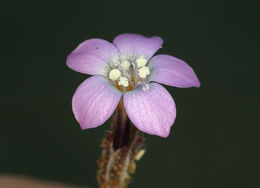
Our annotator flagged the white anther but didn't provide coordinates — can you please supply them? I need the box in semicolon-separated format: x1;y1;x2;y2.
136;56;147;68
138;66;150;79
109;69;121;81
120;60;130;71
118;76;129;87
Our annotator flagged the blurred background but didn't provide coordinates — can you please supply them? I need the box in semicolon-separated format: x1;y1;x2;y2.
1;0;259;188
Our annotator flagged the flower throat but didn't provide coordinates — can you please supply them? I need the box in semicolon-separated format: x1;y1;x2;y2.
107;56;151;92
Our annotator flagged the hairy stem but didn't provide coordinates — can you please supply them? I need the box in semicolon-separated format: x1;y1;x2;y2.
97;100;144;188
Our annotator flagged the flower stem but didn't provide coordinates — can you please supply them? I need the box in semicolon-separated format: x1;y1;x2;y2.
97;100;144;188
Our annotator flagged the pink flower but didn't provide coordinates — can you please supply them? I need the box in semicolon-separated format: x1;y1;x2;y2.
67;33;200;137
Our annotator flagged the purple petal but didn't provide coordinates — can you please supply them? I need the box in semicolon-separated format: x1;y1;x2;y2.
72;76;122;129
149;55;200;88
113;33;163;59
67;39;119;75
123;83;176;137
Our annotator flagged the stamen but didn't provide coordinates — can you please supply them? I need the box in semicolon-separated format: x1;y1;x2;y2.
118;76;129;87
117;62;133;88
138;66;150;79
120;60;130;71
136;56;147;68
109;69;121;81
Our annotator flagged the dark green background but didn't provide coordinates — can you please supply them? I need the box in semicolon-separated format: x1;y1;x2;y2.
1;0;259;188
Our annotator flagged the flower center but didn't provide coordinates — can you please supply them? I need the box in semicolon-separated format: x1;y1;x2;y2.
108;56;151;91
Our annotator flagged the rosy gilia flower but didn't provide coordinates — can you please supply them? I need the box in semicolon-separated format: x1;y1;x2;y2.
67;33;200;138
